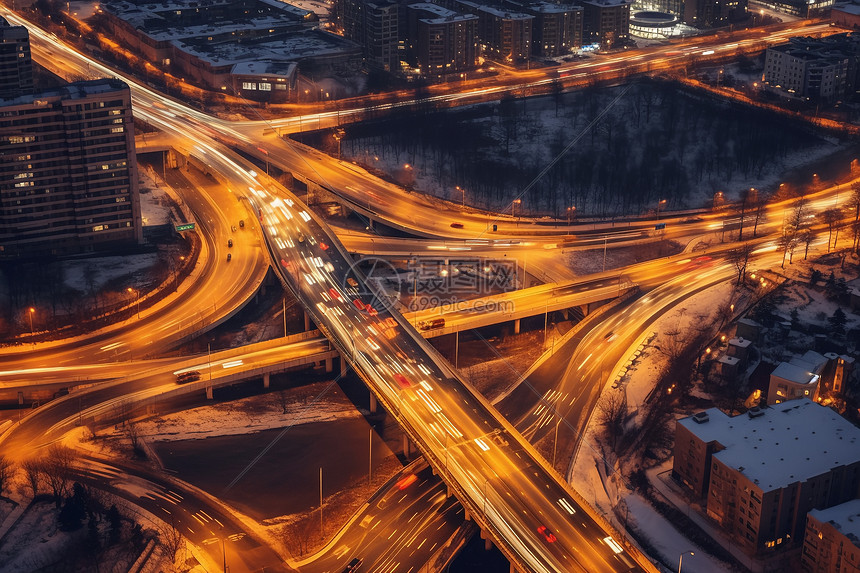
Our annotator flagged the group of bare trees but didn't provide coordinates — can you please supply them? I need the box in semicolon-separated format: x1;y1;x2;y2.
337;79;826;219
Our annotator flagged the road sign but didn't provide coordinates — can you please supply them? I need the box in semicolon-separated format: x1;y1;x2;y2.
176;223;196;232
655;223;666;230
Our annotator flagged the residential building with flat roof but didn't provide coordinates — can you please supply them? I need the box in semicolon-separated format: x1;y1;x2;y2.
406;3;479;76
0;16;33;99
803;499;860;573
580;0;632;49
673;400;860;555
0;79;141;257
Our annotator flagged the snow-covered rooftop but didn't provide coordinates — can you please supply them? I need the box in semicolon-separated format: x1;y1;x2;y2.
0;79;128;105
809;498;860;545
478;5;533;19
834;3;860;15
771;361;818;385
529;3;582;14
728;337;752;349
679;400;860;492
718;355;739;366
580;0;632;7
231;60;297;77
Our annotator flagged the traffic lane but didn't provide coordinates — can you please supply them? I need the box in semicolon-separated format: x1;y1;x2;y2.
71;456;291;573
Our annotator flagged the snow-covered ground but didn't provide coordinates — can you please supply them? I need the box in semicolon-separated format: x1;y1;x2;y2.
129;382;363;443
569;235;859;571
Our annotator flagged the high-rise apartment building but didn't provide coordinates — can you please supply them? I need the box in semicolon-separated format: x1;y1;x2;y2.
580;0;632;49
0;16;33;99
0;79;141;258
407;3;479;76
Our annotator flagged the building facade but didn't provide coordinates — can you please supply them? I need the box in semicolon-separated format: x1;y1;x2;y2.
525;3;583;57
580;0;632;49
407;4;479;76
763;36;858;104
0;80;141;258
673;400;860;555
803;499;860;573
682;0;746;28
0;16;33;99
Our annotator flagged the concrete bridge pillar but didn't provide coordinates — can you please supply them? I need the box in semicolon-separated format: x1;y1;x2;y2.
325;357;333;373
513;318;521;334
369;393;377;414
340;355;348;377
402;433;410;457
205;386;213;400
304;311;311;332
480;528;493;551
580;304;589;317
263;372;270;389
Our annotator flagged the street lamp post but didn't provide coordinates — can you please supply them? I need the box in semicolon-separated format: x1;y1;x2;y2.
657;199;667;219
127;287;140;318
567;206;575;235
457;186;464;207
678;550;694;573
28;307;35;336
512;198;521;227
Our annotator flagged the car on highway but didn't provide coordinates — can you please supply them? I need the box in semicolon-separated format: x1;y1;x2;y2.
328;287;342;300
537;525;557;543
239;219;245;228
228;239;233;248
227;253;232;262
352;299;365;311
450;222;464;229
231;225;237;232
346;277;358;288
394;373;411;389
175;371;201;384
343;558;362;573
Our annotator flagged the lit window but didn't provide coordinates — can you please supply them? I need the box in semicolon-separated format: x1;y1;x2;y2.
242;82;257;90
111;127;124;133
259;83;272;91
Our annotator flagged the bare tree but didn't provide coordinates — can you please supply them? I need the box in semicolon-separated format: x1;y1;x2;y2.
800;229;816;260
42;445;75;507
820;208;842;252
728;243;754;285
595;391;627;450
0;455;14;496
20;459;43;498
157;517;186;569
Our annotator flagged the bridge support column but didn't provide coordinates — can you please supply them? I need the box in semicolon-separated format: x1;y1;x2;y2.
325;357;333;373
513;318;520;334
304;311;311;332
480;528;493;550
369;393;377;414
263;372;270;389
18;391;23;405
205;386;213;400
580;304;589;317
340;355;348;377
402;433;410;457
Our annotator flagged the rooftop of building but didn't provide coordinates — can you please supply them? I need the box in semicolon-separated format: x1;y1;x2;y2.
771;361;820;385
102;0;314;41
809;498;860;544
478;5;533;19
679;399;860;492
579;0;633;7
0;78;129;105
176;29;357;67
718;354;739;365
528;2;582;13
728;336;752;348
231;60;297;77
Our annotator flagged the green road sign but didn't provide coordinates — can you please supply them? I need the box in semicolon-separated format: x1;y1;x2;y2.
176;223;196;232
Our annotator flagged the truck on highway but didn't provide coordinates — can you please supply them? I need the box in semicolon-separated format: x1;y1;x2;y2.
417;318;445;330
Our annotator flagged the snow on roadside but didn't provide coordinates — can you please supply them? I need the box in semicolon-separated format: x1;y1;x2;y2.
130;383;362;442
